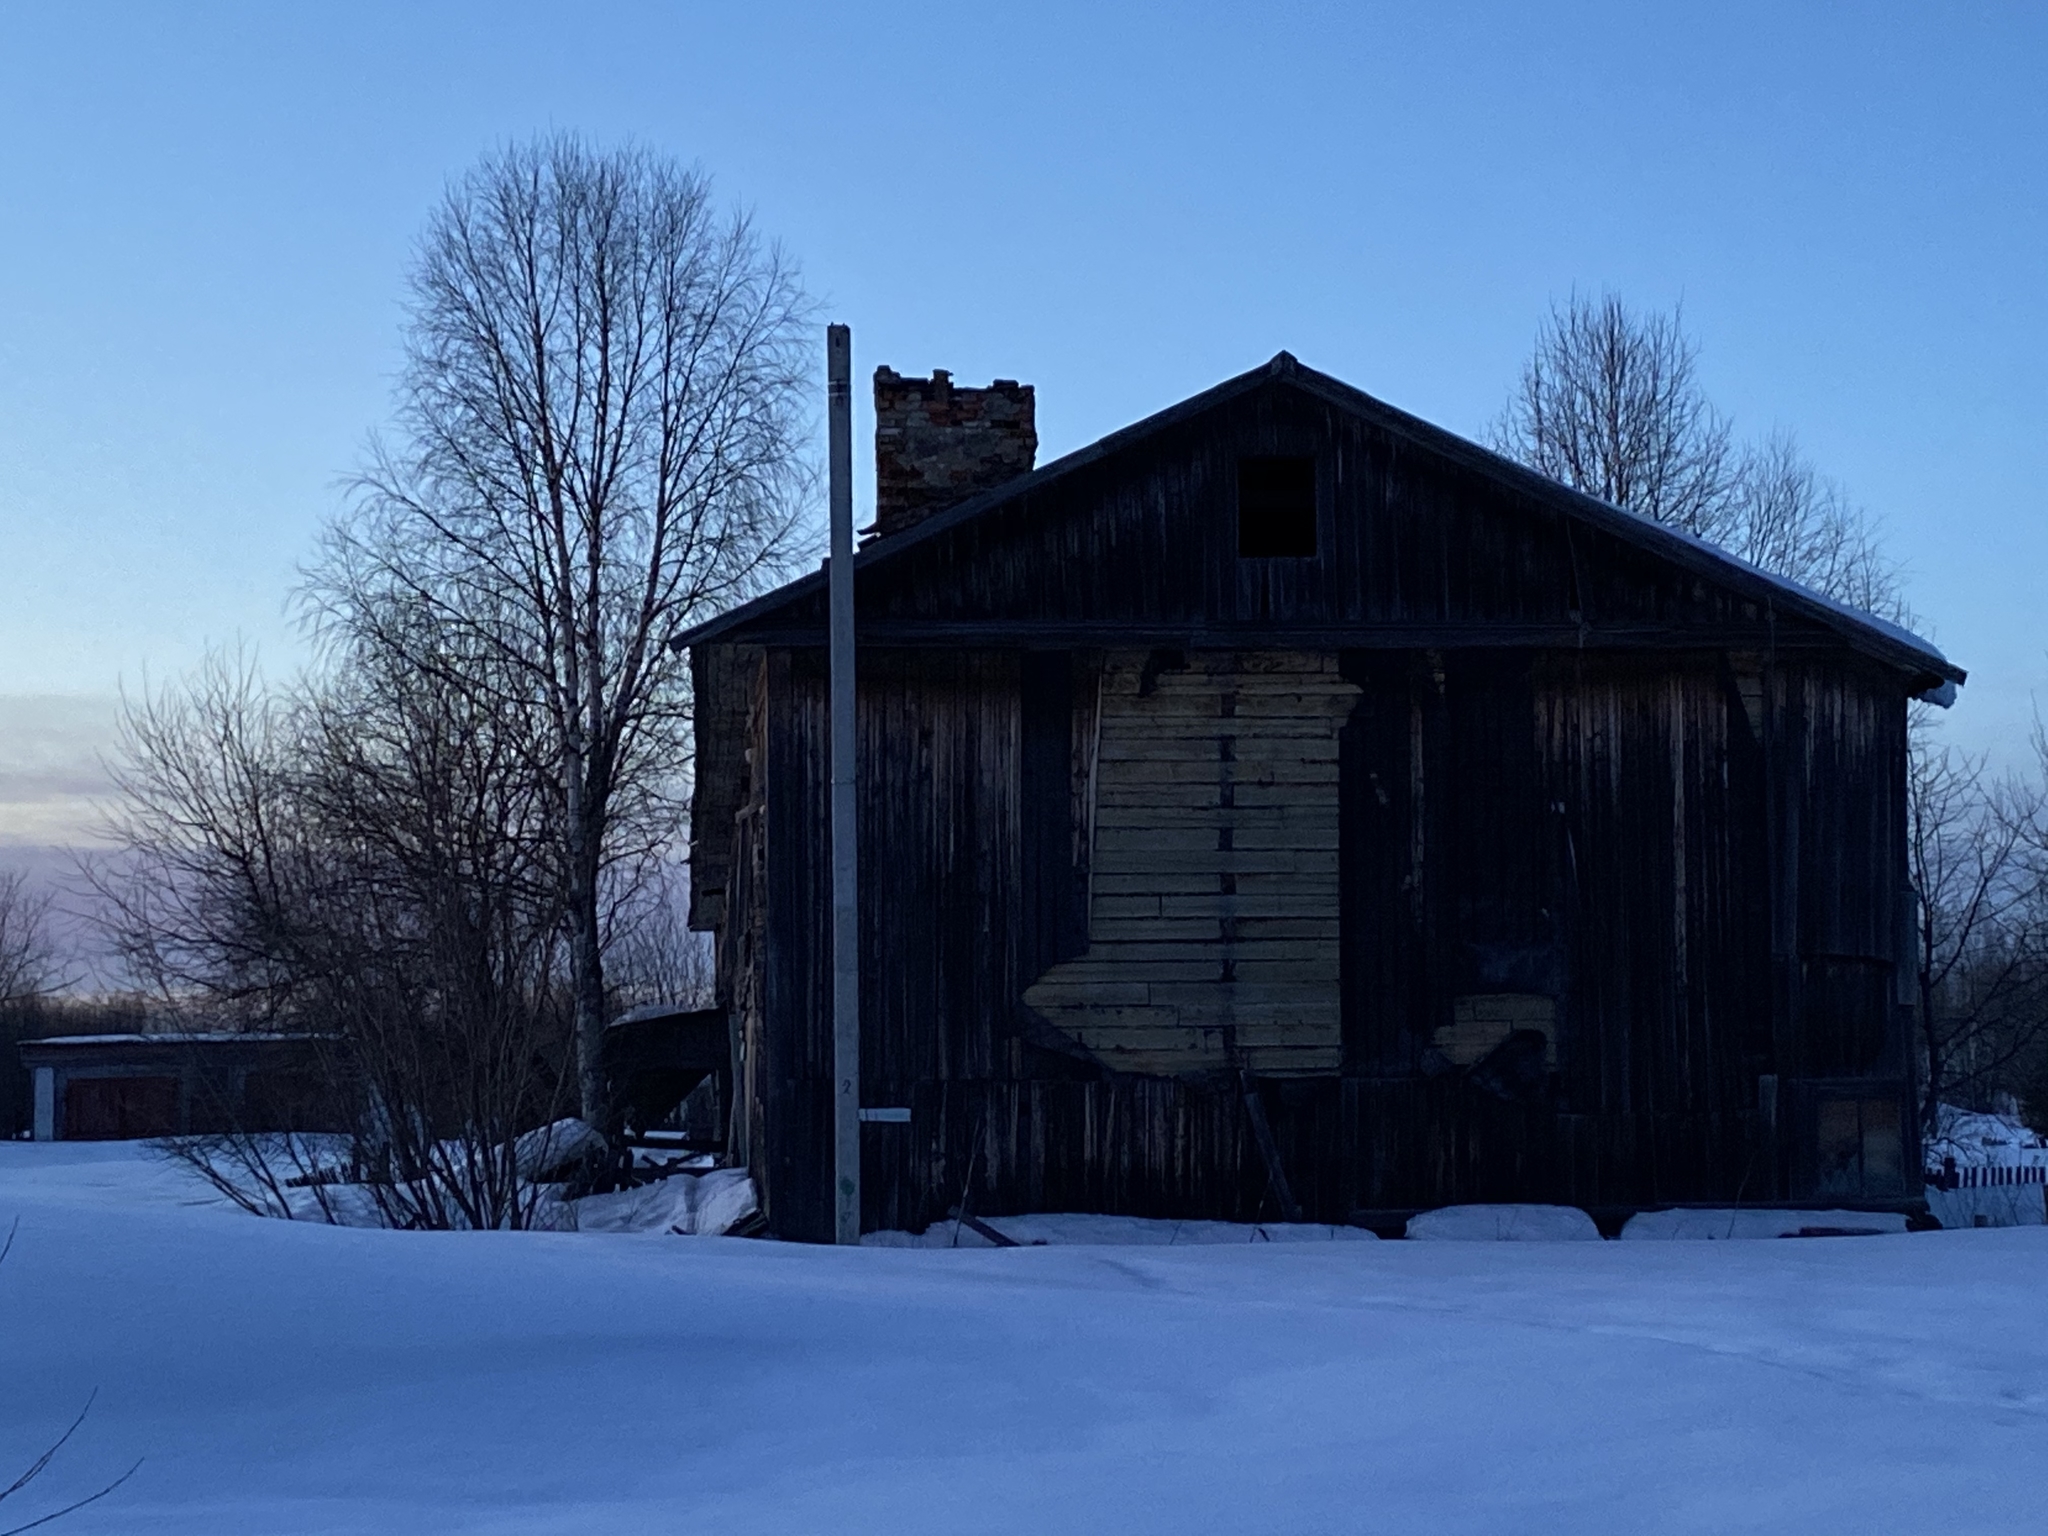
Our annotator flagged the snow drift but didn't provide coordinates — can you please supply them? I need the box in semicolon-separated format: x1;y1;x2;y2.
6;1143;2048;1534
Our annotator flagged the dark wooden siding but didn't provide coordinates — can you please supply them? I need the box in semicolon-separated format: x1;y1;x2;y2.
729;637;1912;1237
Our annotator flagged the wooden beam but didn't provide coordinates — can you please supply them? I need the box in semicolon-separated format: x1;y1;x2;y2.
1239;1068;1304;1223
715;621;1899;654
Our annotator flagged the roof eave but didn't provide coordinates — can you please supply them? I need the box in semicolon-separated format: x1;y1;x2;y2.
676;353;1964;695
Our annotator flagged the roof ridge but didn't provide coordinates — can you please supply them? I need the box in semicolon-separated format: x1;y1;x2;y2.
674;353;1961;696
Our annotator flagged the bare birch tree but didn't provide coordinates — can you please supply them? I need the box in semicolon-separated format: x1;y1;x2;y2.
1491;291;1904;618
311;136;813;1130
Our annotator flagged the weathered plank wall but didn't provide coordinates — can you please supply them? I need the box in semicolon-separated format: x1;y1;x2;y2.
725;636;1910;1239
720;650;770;1198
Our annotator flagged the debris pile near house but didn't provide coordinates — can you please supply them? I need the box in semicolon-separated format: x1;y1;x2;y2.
566;1167;760;1236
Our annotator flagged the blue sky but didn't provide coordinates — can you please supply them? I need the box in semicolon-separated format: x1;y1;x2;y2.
1;1;2043;845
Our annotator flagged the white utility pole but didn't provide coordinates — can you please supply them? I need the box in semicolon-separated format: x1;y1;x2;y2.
827;322;861;1245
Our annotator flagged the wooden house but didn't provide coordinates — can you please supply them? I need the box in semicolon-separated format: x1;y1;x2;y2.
680;353;1962;1240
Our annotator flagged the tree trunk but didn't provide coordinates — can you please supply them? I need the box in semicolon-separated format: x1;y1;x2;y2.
567;814;610;1134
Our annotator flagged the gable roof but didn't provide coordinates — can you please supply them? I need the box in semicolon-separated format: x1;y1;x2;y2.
677;352;1962;698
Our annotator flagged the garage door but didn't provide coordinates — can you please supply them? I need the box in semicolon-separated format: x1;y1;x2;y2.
64;1075;181;1139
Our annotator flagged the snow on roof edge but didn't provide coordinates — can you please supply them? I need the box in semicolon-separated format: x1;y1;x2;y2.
23;1032;331;1047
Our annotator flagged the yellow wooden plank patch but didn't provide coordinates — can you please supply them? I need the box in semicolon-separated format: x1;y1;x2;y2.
1023;650;1358;1079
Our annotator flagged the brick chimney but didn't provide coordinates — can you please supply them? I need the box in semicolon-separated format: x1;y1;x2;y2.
872;367;1036;538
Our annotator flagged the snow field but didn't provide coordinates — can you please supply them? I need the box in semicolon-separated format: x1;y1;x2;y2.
4;1142;2047;1535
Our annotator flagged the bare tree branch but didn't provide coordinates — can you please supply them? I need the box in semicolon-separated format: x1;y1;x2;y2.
1490;290;1905;619
0;1239;141;1534
91;639;578;1231
1490;291;1736;540
0;873;61;1007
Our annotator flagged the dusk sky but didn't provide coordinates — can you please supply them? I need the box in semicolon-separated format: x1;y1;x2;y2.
2;2;2043;856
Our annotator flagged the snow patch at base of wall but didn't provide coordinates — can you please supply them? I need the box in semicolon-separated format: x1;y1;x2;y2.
1621;1208;1910;1240
864;1213;1377;1248
1404;1205;1602;1241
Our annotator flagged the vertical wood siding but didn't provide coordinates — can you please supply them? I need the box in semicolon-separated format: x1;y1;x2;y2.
728;641;1908;1236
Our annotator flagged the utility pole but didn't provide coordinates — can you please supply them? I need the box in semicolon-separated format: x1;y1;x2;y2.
827;322;861;1245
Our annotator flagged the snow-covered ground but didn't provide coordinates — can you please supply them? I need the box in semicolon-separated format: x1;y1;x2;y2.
1927;1103;2048;1168
5;1142;2048;1535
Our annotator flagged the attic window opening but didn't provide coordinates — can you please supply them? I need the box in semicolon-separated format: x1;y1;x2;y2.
1237;456;1317;558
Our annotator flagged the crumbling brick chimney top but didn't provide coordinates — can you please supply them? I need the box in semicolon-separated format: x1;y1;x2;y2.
872;366;1036;538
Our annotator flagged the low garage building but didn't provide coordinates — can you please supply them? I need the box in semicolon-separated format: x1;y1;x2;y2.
20;1032;334;1141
